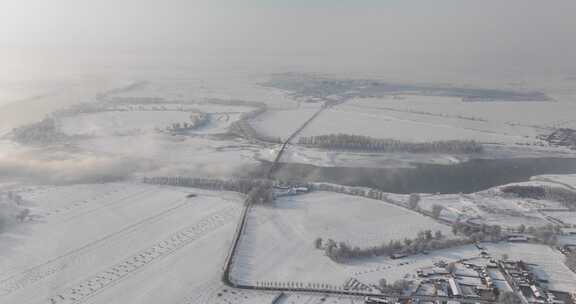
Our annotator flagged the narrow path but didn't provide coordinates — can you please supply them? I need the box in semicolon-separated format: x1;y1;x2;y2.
46;206;239;304
267;105;326;179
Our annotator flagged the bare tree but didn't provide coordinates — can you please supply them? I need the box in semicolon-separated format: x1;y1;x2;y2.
315;237;323;249
378;278;388;290
432;204;444;219
408;193;421;209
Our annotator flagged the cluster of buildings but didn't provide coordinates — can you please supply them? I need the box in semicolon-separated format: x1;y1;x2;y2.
414;259;497;302
499;260;574;304
409;255;575;304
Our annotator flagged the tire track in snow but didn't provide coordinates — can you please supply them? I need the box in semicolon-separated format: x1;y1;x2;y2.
0;196;189;296
44;206;239;304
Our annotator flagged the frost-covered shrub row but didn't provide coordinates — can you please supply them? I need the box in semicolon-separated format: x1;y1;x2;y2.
318;230;473;263
142;176;274;204
501;185;576;210
298;134;483;154
319;221;510;263
11;118;71;145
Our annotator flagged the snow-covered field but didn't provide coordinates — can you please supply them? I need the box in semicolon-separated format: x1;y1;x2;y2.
0;77;130;135
416;180;574;228
234;215;576;293
299;103;534;144
108;76;298;108
351;96;576;131
231;192;452;287
0;182;268;304
250;104;322;141
543;211;576;226
532;174;576;189
247;94;576;146
3;72;576;302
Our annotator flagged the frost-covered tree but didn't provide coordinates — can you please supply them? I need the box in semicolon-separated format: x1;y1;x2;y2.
314;237;323;249
431;204;444;219
408;193;421;209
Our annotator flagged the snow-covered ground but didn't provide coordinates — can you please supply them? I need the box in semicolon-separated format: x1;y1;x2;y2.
532;174;576;189
108;75;298;108
417;180;575;228
299;103;534;144
543;211;576;226
0;77;131;135
250;104;322;141
0;182;273;304
235;214;576;293
231;192;452;287
3;72;576;302
350;96;576;131
249;93;576;145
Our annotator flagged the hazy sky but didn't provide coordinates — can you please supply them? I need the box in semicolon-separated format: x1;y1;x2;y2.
1;0;575;78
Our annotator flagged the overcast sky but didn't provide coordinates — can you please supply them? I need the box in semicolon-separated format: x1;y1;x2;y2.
1;0;575;79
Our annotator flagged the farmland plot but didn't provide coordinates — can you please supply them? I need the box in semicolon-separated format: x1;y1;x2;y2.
0;183;245;304
231;192;452;287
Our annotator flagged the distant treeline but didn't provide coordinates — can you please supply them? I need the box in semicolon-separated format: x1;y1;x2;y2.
298;134;483;154
264;73;551;102
501;185;576;210
11;118;71;145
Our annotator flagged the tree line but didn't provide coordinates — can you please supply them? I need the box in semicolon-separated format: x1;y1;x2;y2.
501;185;576;210
142;176;274;204
315;229;474;263
566;252;576;274
11;118;71;145
450;222;504;242
298;134;483;154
